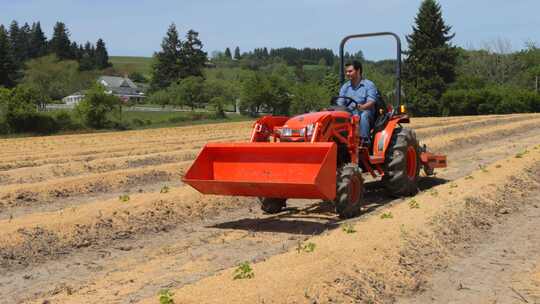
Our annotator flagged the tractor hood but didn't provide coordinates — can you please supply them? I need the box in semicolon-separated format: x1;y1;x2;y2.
283;111;350;129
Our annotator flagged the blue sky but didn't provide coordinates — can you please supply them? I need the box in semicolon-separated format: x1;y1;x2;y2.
1;0;538;60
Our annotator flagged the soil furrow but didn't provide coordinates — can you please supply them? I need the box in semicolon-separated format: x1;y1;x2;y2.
0;114;539;304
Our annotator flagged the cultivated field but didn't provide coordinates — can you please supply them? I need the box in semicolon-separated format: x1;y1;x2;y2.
1;114;540;303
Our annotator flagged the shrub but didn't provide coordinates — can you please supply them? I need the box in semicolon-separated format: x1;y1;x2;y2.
441;87;540;116
75;84;121;129
8;112;59;134
53;110;81;131
210;96;227;118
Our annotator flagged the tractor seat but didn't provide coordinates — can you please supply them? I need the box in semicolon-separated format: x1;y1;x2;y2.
372;112;390;133
371;90;390;133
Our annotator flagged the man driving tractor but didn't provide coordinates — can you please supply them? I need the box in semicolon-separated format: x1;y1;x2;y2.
338;60;378;146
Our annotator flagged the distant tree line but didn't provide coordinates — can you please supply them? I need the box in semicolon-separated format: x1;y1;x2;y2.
0;20;111;88
214;46;337;66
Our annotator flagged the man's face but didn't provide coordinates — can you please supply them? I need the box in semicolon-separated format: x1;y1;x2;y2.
345;65;360;82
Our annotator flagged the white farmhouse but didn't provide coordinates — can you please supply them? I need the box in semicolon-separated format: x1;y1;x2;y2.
62;76;146;106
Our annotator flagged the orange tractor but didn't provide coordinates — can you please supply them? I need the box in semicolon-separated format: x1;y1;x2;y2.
183;32;446;219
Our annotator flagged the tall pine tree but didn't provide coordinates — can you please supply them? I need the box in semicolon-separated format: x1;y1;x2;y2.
8;21;23;65
403;0;457;116
49;22;72;60
94;38;111;69
0;25;17;87
234;46;241;60
17;22;32;62
150;23;184;90
79;41;95;71
29;22;47;58
224;47;232;59
181;29;207;77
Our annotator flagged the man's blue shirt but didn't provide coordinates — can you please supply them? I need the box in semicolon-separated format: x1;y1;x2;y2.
337;79;378;115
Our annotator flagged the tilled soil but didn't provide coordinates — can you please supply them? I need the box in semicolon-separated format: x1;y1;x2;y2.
0;114;539;304
398;190;540;304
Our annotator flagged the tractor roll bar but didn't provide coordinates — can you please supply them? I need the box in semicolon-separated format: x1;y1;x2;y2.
339;32;402;107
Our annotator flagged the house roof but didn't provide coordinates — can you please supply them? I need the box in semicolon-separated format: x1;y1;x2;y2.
98;76;138;89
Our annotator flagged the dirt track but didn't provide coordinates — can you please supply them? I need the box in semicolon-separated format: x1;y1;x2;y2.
1;114;540;304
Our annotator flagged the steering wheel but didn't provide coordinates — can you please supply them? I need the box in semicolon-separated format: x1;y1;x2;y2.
330;96;358;108
328;96;359;112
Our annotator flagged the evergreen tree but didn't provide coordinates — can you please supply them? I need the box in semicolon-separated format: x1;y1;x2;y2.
29;22;47;58
403;0;458;116
18;22;32;62
49;22;72;60
181;29;207;77
94;38;111;69
8;21;22;65
70;41;81;60
78;41;95;71
0;25;17;87
150;23;183;90
234;46;241;60
224;47;232;59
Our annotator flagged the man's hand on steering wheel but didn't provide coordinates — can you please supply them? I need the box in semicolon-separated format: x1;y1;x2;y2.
330;96;359;108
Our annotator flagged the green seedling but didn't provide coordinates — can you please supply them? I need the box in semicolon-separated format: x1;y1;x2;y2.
233;262;254;280
465;175;474;180
342;223;357;234
515;150;529;158
478;164;488;173
119;194;130;202
380;212;393;219
160;185;170;193
159;289;174;304
297;242;316;253
449;183;458;189
408;199;420;209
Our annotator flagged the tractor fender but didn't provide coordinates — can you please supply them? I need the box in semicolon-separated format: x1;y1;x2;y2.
372;116;409;159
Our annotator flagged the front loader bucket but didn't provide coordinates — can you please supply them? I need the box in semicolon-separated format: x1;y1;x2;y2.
183;142;337;200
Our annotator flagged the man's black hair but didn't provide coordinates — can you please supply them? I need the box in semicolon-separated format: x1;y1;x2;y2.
345;60;363;74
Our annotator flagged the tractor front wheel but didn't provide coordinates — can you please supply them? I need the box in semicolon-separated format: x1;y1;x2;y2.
383;128;421;196
334;164;364;219
259;197;287;214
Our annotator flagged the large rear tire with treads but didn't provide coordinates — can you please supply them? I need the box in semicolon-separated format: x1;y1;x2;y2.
383;128;421;197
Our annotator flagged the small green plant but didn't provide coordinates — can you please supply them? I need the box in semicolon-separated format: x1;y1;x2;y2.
449;183;458;189
478;164;488;173
233;262;254;280
159;289;174;304
160;185;170;193
465;175;474;180
342;223;357;234
297;242;316;253
400;224;409;238
119;194;130;202
515;150;529;158
408;199;420;209
380;212;393;219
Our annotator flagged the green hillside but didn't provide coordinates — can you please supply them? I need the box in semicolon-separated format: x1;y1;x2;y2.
110;56;153;76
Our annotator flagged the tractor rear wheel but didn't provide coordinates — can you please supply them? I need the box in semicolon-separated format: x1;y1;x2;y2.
383;128;421;196
334;163;364;219
259;197;287;214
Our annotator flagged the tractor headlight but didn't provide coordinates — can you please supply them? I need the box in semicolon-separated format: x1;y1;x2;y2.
280;128;292;137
